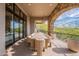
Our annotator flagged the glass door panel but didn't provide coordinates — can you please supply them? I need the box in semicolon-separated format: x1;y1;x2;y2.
6;3;13;11
24;21;27;37
5;11;14;46
14;16;20;41
20;20;23;38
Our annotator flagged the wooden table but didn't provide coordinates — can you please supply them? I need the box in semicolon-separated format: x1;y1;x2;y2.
26;32;51;56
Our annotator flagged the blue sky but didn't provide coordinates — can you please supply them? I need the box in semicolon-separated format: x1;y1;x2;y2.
11;20;20;29
54;8;79;28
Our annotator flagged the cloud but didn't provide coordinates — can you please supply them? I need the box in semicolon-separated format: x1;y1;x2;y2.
54;8;79;28
70;12;79;17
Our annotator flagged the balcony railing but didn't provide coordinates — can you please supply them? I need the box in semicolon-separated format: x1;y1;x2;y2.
55;32;79;41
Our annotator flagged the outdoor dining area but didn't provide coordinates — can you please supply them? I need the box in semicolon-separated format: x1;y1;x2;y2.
25;32;52;56
5;32;79;56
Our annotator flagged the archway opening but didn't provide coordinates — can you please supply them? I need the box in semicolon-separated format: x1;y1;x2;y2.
53;8;79;42
35;20;48;34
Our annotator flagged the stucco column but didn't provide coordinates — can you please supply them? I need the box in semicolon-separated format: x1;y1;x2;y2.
30;18;35;34
48;16;54;36
48;17;52;35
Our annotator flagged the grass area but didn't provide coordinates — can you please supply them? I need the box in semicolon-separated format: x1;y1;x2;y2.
54;28;79;40
54;28;79;35
36;23;48;33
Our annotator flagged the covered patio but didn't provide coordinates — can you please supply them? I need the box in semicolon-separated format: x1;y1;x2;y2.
0;3;79;56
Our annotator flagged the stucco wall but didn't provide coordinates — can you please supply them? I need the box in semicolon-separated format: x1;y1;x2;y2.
30;18;35;34
0;3;5;55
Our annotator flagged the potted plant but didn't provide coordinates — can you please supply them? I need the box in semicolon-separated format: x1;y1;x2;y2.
67;35;79;52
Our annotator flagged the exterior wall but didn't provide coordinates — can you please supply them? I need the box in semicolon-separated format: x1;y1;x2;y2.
0;3;5;55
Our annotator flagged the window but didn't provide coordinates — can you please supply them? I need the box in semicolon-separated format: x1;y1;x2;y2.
20;12;24;19
5;3;27;47
14;5;20;16
6;3;13;11
13;16;20;41
19;20;23;38
5;11;14;46
23;21;27;37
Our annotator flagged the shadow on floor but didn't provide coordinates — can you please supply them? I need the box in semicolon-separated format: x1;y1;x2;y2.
5;39;37;56
52;48;76;54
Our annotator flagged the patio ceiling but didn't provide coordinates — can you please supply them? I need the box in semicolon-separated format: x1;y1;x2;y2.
17;3;57;17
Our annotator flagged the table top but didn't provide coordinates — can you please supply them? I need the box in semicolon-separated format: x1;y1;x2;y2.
28;32;48;40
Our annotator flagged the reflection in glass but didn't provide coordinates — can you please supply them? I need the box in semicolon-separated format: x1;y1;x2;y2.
24;21;27;37
20;20;23;38
14;16;20;41
15;5;20;15
5;11;14;46
6;3;13;10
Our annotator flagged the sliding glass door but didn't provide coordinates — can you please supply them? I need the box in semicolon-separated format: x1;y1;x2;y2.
14;16;20;41
23;21;27;37
5;3;27;47
19;20;23;38
5;11;14;46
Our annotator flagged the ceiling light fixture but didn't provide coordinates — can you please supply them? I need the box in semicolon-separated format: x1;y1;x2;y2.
28;3;32;6
49;4;53;6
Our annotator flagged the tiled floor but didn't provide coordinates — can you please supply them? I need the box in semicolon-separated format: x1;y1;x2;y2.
5;37;79;56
